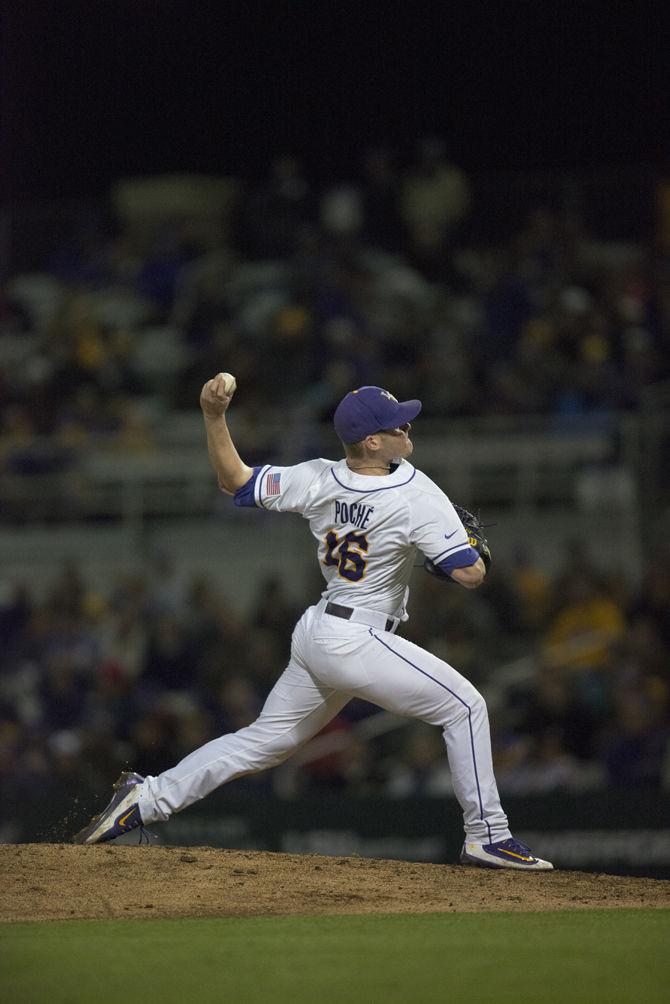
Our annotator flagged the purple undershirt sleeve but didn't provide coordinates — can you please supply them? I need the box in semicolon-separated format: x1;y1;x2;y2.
233;467;263;507
435;545;481;575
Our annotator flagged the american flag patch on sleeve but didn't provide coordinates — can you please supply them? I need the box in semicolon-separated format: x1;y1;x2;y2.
266;471;281;496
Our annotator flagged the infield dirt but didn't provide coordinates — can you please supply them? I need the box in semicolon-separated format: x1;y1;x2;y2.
2;844;669;922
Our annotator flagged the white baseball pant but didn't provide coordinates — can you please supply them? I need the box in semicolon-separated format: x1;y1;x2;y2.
138;600;511;843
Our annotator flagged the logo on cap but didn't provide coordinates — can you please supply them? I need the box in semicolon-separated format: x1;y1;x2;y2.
380;390;397;402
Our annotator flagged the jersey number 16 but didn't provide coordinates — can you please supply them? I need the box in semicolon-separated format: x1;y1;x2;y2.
323;530;369;582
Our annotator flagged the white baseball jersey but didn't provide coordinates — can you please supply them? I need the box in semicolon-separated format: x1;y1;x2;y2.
234;458;480;619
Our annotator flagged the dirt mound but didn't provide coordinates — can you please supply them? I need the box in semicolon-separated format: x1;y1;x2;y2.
2;844;668;922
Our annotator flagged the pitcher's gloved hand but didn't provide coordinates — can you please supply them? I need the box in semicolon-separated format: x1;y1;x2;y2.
423;504;492;580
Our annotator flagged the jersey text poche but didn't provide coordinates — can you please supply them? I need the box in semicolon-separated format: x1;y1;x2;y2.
334;501;374;529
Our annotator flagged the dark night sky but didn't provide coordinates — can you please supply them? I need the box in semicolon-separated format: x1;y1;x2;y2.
2;1;668;199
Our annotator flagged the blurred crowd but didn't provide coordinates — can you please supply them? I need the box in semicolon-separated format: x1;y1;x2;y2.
1;139;667;477
1;141;669;837
1;541;669;838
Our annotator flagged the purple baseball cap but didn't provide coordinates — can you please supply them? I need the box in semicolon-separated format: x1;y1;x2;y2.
333;386;422;444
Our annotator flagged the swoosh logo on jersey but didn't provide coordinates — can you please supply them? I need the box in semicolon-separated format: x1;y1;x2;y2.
444;530;458;539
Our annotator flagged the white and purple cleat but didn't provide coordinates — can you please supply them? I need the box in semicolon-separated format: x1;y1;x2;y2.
460;836;553;870
73;771;145;845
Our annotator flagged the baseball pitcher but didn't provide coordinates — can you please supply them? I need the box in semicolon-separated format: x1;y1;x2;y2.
74;377;553;870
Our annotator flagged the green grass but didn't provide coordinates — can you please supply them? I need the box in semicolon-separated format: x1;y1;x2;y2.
2;911;669;1004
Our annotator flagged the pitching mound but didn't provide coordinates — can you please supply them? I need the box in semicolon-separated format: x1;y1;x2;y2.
2;844;669;922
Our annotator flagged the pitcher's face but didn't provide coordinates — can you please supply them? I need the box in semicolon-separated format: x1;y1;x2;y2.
374;422;414;460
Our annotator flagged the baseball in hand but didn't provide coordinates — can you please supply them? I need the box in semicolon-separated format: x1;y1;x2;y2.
218;372;236;395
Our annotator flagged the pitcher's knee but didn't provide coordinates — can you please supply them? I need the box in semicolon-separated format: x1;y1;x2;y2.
241;727;303;772
469;687;487;715
440;685;487;730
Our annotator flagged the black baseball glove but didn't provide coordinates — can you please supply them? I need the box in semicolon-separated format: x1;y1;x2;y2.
424;504;492;580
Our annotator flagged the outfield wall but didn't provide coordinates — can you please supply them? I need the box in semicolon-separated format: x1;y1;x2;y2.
158;790;670;880
14;788;670;880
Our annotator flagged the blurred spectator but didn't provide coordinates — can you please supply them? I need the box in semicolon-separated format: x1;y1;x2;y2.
143;614;192;691
495;727;603;795
237;155;312;259
0;583;31;654
171;250;236;348
214;677;263;733
385;725;453;797
359;147;403;252
602;692;670;788
135;224;198;315
401;137;471;281
299;716;356;792
252;575;302;651
507;547;552;634
97;605;147;682
542;574;626;676
512;672;603;762
630;564;670;651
